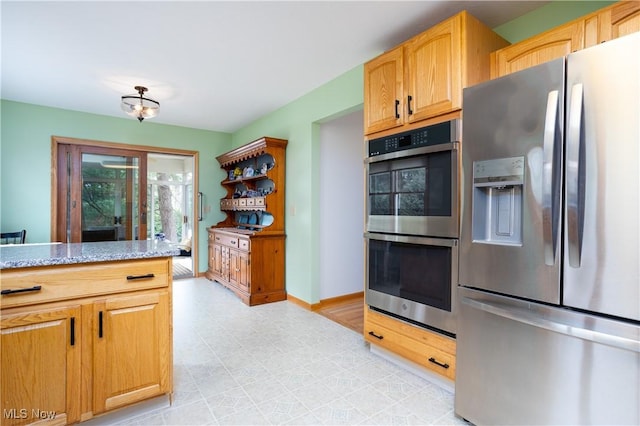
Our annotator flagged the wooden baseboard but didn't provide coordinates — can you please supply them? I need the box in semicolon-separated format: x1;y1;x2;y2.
287;291;364;311
286;294;313;310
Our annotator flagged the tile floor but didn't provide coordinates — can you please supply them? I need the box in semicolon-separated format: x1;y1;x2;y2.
107;277;467;425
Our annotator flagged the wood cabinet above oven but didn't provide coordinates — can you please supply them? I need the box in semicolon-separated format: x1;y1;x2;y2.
363;10;509;136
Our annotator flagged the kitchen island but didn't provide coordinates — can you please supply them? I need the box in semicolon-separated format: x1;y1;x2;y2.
0;240;179;425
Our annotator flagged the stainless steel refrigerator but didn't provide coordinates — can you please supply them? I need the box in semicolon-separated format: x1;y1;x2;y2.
456;32;640;425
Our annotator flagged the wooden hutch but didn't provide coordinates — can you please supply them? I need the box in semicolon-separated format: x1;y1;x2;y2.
205;137;287;306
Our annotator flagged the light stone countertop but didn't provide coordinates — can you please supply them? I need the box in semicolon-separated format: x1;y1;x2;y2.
0;240;180;269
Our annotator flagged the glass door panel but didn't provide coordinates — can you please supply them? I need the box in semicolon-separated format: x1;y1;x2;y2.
81;154;140;242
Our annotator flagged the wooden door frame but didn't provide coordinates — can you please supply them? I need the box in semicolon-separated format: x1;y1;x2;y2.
51;136;200;273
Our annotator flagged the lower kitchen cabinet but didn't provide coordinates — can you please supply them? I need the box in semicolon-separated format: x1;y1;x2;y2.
206;228;285;306
92;291;171;414
364;307;456;381
1;305;82;426
0;258;173;425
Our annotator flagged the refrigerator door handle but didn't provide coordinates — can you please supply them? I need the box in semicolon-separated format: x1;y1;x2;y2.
566;83;585;268
461;294;640;353
542;90;560;266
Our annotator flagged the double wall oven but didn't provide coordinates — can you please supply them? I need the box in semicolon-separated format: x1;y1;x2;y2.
365;119;460;336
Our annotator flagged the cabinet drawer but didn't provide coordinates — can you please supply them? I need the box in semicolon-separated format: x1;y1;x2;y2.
366;309;455;354
214;233;239;248
246;198;255;207
255;197;265;207
238;239;250;251
0;258;170;309
365;309;456;380
220;199;233;210
365;318;456;380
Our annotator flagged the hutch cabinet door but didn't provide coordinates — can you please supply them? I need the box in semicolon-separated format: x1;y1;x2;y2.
363;46;404;135
92;291;171;414
1;305;82;425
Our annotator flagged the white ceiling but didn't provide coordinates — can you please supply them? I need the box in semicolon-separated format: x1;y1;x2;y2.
1;1;548;133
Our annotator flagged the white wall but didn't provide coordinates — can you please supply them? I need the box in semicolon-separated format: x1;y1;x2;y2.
318;110;364;299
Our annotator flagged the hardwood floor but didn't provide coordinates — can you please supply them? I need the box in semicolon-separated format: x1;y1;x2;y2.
316;295;364;334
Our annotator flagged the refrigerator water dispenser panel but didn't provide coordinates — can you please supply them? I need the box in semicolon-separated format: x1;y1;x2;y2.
471;157;524;245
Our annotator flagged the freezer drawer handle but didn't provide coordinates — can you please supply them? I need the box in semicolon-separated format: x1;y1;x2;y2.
368;331;384;340
428;357;449;369
1;285;42;295
461;295;640;353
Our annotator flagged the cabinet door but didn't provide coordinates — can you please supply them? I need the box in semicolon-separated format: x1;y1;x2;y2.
229;249;250;292
405;15;462;122
363;46;404;135
493;21;584;78
1;305;81;425
212;243;223;276
599;1;640;41
93;291;171;414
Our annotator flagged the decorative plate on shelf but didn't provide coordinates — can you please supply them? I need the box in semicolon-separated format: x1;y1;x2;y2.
261;213;274;226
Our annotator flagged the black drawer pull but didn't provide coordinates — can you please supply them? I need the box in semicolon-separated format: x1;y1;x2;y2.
368;331;384;340
70;317;76;346
98;311;103;338
428;357;449;369
1;285;42;295
126;273;155;281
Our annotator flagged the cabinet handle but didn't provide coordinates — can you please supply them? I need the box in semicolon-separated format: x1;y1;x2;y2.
428;357;449;369
70;317;76;346
368;331;384;340
1;285;42;295
407;95;413;115
395;99;400;119
98;311;103;338
126;273;155;280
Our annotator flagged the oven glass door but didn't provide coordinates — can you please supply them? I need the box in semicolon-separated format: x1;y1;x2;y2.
366;143;458;238
368;237;451;311
369;151;451;217
365;233;459;335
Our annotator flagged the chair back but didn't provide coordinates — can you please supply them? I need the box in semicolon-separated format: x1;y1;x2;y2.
1;230;27;244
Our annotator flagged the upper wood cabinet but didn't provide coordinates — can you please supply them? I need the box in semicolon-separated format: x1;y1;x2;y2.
491;1;640;78
363;47;404;135
364;11;509;136
598;0;640;41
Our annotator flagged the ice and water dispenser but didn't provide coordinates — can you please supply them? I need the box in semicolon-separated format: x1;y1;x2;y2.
471;156;524;245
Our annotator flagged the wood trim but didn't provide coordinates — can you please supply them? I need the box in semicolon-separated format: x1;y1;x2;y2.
216;137;288;167
286;294;313;310
312;291;364;312
286;291;364;312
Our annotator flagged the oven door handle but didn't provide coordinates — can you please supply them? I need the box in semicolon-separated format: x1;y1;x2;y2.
365;142;458;164
364;232;458;247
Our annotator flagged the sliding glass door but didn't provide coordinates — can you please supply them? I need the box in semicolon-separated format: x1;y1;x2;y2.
55;144;147;243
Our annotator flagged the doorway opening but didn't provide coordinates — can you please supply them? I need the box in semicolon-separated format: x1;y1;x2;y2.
148;153;195;279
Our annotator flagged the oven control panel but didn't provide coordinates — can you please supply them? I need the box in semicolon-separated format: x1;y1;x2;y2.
368;119;459;157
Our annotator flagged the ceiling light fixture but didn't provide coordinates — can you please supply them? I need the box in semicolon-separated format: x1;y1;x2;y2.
121;86;159;122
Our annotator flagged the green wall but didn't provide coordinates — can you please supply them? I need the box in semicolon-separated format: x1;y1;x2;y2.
493;1;615;42
1;0;613;302
0;100;230;273
231;65;364;304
